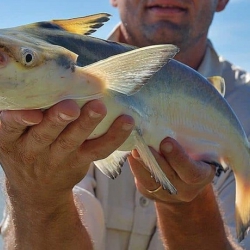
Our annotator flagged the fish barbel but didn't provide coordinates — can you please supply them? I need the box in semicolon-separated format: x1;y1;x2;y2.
0;13;249;241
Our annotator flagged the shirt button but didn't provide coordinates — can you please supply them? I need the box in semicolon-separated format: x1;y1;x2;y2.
139;196;149;207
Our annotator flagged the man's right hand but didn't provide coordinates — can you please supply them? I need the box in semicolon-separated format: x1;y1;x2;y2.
0;99;134;249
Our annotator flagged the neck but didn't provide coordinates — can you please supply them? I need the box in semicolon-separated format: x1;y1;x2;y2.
173;35;208;70
118;26;208;71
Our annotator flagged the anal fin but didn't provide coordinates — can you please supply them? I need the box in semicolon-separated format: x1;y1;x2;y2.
133;129;177;194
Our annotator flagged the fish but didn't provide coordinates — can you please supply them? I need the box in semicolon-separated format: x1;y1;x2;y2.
0;13;249;241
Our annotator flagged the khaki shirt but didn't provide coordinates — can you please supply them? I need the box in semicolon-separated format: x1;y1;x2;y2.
75;25;250;250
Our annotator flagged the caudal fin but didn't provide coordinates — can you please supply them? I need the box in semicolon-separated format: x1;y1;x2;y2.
235;174;250;241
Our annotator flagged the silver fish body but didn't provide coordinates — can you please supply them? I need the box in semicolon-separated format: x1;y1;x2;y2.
0;13;249;241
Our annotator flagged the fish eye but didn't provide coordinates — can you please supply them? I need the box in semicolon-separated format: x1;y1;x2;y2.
20;48;38;67
25;53;33;63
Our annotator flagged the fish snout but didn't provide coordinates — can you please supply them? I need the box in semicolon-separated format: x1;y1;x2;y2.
0;51;8;68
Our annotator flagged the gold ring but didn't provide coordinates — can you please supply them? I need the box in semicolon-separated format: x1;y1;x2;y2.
147;185;162;194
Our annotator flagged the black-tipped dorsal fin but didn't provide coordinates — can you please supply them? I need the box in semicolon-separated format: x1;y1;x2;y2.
207;76;225;97
51;13;111;35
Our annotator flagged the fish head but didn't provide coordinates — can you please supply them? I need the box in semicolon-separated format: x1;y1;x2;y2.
0;31;78;66
0;31;83;110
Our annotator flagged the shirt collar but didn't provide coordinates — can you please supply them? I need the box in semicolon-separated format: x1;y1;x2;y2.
107;23;121;42
198;40;223;77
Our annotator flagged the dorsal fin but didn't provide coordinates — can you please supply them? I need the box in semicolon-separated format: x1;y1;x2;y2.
207;76;225;97
50;13;111;35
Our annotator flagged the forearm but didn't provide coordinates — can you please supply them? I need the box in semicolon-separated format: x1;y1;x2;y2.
155;185;240;250
3;187;93;250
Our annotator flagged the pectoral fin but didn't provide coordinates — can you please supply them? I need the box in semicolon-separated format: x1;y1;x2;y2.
207;76;225;97
94;151;130;179
132;129;177;194
83;44;179;96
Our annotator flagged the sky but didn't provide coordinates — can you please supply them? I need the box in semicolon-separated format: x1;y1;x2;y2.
0;0;250;72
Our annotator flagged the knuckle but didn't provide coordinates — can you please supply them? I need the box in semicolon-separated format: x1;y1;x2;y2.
13;145;37;165
46;161;59;172
47;114;66;128
184;168;204;185
19;151;36;165
0;143;12;157
30;128;54;145
175;151;187;164
78;119;98;133
0;120;22;134
57;137;79;151
90;148;108;162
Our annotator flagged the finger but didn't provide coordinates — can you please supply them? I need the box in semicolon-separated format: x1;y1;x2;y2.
23;100;81;154
129;152;155;188
129;148;209;203
129;148;177;191
51;99;107;156
160;137;215;185
0;110;43;142
79;114;135;162
128;153;172;201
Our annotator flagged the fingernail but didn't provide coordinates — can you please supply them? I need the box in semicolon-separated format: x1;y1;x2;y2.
162;142;173;153
88;110;102;118
59;113;75;121
21;119;39;125
122;123;134;131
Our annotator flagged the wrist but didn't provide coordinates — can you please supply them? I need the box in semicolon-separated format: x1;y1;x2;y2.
5;184;91;249
5;178;73;211
155;184;212;211
155;185;233;249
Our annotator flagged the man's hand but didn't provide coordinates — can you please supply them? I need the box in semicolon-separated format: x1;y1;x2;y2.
128;137;215;203
128;138;238;249
0;99;134;205
0;99;135;250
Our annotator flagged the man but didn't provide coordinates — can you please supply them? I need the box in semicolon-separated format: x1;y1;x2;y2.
77;1;250;249
1;0;250;250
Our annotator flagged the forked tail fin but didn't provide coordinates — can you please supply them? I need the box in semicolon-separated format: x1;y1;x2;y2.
235;180;250;241
235;163;250;241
